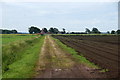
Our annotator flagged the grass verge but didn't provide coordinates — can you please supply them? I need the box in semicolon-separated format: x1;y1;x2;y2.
2;36;45;78
52;37;100;69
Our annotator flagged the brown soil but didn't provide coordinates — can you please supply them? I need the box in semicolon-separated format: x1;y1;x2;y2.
34;35;108;78
52;35;119;78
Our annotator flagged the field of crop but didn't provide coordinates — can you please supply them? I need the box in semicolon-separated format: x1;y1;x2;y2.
52;35;119;77
2;34;45;78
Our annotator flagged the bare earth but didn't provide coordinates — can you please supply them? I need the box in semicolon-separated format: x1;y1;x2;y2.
34;35;107;78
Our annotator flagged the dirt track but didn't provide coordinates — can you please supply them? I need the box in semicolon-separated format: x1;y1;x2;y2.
35;35;107;78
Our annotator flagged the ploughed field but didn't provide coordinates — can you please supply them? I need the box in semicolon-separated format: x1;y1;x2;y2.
52;35;119;77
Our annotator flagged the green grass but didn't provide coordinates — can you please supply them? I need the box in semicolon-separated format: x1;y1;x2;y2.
1;34;39;45
52;37;100;69
2;36;45;78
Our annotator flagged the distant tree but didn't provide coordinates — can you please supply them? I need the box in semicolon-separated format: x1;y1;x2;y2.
34;28;41;33
29;27;34;34
2;30;10;34
1;29;18;34
116;30;120;34
11;30;17;34
70;32;87;34
2;30;9;34
66;32;69;34
91;28;101;34
111;30;115;34
85;28;91;34
71;32;75;34
107;31;110;34
63;28;66;34
29;26;41;34
42;28;48;33
0;29;2;34
54;28;59;34
49;27;54;34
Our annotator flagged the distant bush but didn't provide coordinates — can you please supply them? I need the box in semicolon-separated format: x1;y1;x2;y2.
111;30;115;34
116;30;120;34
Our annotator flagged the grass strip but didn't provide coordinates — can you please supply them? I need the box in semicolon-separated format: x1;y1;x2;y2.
2;37;38;73
2;36;45;78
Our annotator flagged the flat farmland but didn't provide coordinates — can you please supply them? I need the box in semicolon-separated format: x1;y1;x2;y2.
2;34;119;78
52;35;119;77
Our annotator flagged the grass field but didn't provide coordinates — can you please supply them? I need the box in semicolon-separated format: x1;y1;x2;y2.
2;34;45;78
1;34;38;45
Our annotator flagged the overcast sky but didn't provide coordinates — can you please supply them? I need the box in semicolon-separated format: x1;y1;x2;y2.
0;1;118;32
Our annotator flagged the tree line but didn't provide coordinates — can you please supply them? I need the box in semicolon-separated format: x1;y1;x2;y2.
28;26;65;34
0;26;120;34
0;29;17;34
85;28;120;34
28;26;120;34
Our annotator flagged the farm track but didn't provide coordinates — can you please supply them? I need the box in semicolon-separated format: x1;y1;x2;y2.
35;35;108;78
52;35;119;78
